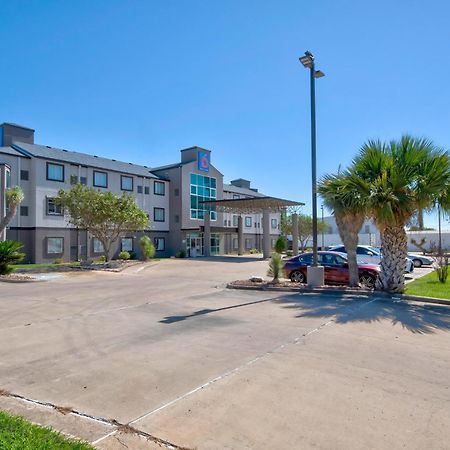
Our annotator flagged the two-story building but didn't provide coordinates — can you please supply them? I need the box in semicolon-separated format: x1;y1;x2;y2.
0;122;282;262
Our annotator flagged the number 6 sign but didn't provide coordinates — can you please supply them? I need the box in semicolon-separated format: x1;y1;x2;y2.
198;151;210;173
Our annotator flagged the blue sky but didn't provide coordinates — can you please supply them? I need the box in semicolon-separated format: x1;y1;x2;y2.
1;0;449;226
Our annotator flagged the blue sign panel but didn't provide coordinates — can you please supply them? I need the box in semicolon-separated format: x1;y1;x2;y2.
198;151;210;172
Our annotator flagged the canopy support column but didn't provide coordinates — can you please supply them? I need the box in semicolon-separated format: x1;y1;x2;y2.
292;213;299;256
204;212;211;257
238;215;244;256
262;209;271;259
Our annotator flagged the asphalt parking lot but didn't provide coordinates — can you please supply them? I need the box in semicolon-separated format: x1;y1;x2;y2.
1;257;449;449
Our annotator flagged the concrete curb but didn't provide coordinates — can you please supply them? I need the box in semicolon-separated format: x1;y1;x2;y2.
226;283;450;307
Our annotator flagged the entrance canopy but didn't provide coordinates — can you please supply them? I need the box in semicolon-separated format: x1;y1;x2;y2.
201;196;304;258
201;196;304;213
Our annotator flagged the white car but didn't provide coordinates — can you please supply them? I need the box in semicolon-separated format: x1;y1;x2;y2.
407;253;434;268
329;245;414;273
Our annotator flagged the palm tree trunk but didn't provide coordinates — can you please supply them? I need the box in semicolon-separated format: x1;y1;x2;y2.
417;208;424;230
335;213;364;287
376;226;407;293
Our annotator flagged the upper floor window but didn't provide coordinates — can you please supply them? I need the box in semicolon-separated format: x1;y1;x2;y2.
232;215;238;227
47;162;64;182
137;185;143;194
20;170;29;181
121;175;133;191
271;218;278;229
93;171;108;188
154;207;165;222
245;216;252;227
233;194;240;199
154;181;165;196
46;197;63;216
190;173;217;220
144;186;150;195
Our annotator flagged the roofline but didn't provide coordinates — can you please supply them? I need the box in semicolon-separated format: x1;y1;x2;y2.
180;146;211;152
0;123;35;132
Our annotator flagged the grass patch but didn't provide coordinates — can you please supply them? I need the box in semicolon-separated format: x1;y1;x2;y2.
0;410;94;449
406;271;450;300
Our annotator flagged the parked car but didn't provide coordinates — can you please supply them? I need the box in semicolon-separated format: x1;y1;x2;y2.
329;245;414;273
407;253;434;268
284;251;380;289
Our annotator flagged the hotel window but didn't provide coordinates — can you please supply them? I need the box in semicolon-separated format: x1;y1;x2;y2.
154;207;165;222
154;237;165;251
46;162;64;182
20;170;29;181
174;188;179;196
245;238;252;249
233;194;240;199
364;225;370;233
93;171;108;188
70;175;78;185
232;215;238;227
233;238;238;250
137;185;143;194
144;186;150;195
46;198;63;216
80;176;87;185
271;218;278;229
20;206;28;216
190;173;217;220
154;181;165;195
245;216;252;227
121;237;133;252
47;237;64;254
121;175;133;191
93;238;104;254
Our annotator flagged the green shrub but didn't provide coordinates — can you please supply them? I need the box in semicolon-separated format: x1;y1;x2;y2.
249;248;259;254
435;255;449;283
176;249;186;258
140;235;155;260
267;253;283;284
0;240;25;275
53;258;63;264
129;251;137;260
274;236;287;254
119;251;130;260
97;255;106;263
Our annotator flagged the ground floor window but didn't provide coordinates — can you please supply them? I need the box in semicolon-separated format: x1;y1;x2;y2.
233;238;238;250
245;238;252;250
154;237;165;251
271;218;278;229
271;239;277;248
93;238;104;253
47;237;63;254
121;237;133;252
211;233;220;255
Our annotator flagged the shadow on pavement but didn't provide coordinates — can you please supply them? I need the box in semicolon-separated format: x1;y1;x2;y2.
273;292;450;335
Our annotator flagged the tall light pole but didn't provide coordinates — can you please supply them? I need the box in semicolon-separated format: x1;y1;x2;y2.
321;204;324;250
299;51;325;286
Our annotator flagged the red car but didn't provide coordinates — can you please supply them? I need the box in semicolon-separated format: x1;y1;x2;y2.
284;251;380;288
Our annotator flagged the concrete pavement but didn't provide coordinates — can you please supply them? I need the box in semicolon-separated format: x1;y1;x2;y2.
0;257;449;449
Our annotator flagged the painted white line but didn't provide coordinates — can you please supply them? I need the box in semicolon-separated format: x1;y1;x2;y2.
130;298;378;426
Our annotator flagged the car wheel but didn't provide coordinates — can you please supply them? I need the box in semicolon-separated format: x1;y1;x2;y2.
290;270;306;283
413;259;422;268
359;273;376;289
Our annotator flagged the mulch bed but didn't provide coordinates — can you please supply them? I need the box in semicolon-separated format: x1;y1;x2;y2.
0;274;41;283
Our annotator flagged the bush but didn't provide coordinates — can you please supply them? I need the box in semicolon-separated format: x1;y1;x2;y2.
97;255;106;263
274;236;287;254
176;249;186;258
140;236;155;260
267;253;283;284
119;251;130;260
435;255;449;283
0;240;25;275
249;248;259;254
129;251;137;260
53;258;63;264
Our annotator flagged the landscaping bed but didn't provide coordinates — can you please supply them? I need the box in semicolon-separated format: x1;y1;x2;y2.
0;273;41;283
406;271;450;300
0;410;94;450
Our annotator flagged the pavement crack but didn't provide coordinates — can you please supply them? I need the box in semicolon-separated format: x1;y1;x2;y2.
0;389;191;450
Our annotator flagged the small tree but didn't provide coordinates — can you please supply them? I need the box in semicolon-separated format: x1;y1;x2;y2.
0;187;24;238
267;253;283;284
434;255;449;283
274;236;287;254
57;184;149;261
296;214;328;252
140;235;155;260
0;240;25;275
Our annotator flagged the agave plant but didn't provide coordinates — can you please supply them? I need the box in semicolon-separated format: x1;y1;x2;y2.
267;253;283;284
0;240;25;275
352;136;450;293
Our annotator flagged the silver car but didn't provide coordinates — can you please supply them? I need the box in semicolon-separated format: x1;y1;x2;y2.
407;253;434;268
329;245;414;273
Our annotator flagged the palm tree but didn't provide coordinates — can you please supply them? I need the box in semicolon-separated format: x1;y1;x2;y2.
318;171;367;287
0;186;24;239
352;136;450;293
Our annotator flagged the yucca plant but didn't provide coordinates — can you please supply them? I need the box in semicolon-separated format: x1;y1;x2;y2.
267;253;283;284
0;240;25;275
0;187;24;236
